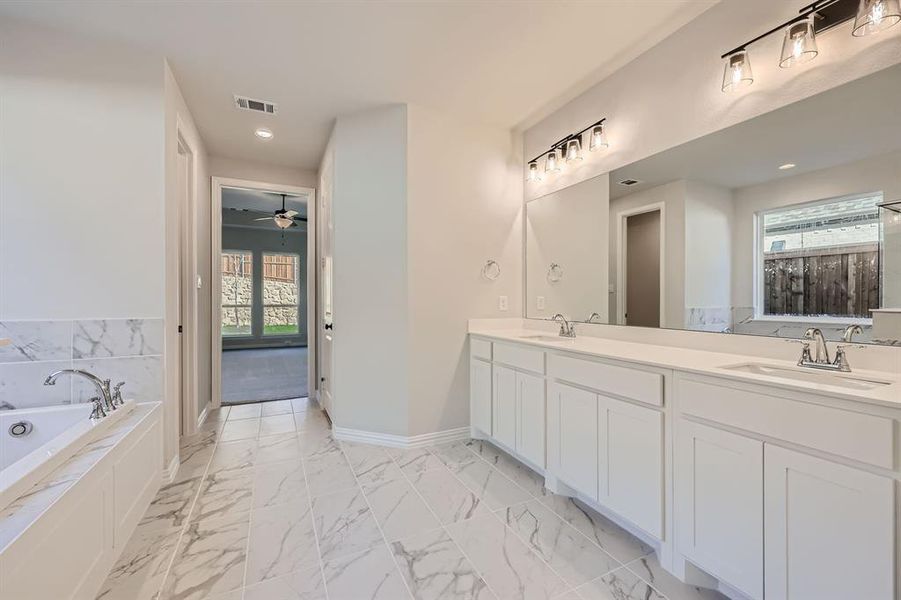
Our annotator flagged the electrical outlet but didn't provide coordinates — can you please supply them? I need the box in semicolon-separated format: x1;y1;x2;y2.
498;295;508;311
536;296;545;310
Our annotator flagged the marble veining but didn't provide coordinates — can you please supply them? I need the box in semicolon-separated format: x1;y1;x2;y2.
101;401;729;600
73;318;163;359
0;320;71;363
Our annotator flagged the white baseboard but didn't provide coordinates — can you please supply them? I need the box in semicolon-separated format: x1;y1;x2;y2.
163;452;180;484
332;425;470;449
196;403;209;428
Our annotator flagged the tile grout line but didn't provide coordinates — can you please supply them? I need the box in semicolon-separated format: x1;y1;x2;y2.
384;444;504;600
298;416;333;600
337;443;416;600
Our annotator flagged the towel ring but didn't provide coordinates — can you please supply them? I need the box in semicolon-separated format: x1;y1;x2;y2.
481;259;501;281
547;263;564;283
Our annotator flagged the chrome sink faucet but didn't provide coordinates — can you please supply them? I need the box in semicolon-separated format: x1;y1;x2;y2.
552;314;576;338
795;326;864;373
44;369;115;416
586;312;602;324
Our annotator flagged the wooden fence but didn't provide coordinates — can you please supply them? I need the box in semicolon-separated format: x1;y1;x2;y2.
763;244;880;318
221;253;297;283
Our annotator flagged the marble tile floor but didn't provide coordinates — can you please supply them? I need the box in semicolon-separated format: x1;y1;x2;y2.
98;400;726;600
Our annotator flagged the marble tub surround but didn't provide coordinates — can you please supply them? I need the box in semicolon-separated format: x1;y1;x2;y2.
0;318;163;408
101;400;725;600
0;402;159;550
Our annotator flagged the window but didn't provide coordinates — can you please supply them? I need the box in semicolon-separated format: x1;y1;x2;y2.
262;253;300;335
221;251;253;336
757;193;882;320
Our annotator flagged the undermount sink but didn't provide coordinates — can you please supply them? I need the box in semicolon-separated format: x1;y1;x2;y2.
721;363;892;391
518;334;573;343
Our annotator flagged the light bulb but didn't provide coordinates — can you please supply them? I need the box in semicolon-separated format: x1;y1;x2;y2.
852;0;901;35
565;136;583;162
722;50;753;92
526;160;541;182
589;125;608;151
545;150;560;174
780;18;818;68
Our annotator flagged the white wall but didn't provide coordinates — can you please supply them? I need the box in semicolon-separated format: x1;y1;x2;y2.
329;105;410;435
732;150;901;312
684;180;733;330
406;104;522;436
209;156;316;189
0;20;165;320
526;174;608;321
523;0;901;202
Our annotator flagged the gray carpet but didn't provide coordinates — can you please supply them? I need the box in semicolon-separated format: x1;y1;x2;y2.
221;347;309;405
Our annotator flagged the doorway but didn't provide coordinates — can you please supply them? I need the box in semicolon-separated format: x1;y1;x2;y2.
616;203;665;328
211;178;316;409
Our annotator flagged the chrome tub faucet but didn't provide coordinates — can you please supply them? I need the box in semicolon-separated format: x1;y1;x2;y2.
44;369;116;417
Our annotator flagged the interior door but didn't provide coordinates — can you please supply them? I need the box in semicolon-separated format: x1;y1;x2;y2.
318;153;335;416
625;210;661;327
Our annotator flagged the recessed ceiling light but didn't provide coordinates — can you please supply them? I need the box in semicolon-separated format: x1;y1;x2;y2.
778;163;796;170
254;128;274;140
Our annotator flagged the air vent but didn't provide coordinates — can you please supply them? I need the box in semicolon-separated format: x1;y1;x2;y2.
618;178;642;186
234;95;278;115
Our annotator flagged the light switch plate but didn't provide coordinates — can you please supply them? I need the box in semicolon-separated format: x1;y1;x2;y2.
536;296;545;310
498;295;508;311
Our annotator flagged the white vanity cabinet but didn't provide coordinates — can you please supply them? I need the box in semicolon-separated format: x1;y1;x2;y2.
675;420;763;600
471;339;546;469
675;373;897;600
547;354;665;538
764;445;894;600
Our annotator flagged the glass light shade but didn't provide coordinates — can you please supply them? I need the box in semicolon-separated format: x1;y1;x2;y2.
526;160;541;182
722;50;753;92
545;149;560;173
852;0;901;36
589;124;608;151
780;18;818;68
565;136;583;162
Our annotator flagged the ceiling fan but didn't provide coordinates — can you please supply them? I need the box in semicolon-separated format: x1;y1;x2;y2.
249;194;305;229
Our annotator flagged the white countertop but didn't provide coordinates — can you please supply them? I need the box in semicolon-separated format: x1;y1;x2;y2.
470;326;901;410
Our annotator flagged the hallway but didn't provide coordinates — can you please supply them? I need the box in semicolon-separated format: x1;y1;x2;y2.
98;400;724;600
221;347;309;404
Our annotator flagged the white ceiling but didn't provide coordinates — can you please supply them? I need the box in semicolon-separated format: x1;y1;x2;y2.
610;63;901;199
1;1;717;170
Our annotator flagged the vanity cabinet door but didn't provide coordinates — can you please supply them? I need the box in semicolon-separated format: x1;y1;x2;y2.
492;365;517;450
598;396;663;538
470;358;492;435
675;420;763;600
547;382;598;501
764;445;893;600
516;371;545;468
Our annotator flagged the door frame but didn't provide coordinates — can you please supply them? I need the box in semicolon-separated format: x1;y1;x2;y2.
176;127;198;435
615;202;666;326
211;176;316;409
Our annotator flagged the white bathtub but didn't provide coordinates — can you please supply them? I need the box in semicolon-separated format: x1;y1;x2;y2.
0;401;134;511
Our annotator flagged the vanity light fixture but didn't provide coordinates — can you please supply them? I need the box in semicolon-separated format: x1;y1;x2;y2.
852;0;901;35
254;127;274;140
780;16;819;67
719;0;894;92
545;149;561;173
526;118;607;183
565;136;583;162
589;123;609;151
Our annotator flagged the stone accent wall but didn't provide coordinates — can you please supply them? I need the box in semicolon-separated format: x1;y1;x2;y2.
221;275;299;327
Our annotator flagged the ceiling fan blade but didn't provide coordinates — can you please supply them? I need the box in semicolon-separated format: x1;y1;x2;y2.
284;210;299;218
253;216;273;221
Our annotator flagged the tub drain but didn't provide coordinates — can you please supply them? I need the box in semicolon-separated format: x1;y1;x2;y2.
9;421;33;437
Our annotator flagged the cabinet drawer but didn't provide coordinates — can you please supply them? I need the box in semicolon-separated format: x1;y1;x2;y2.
548;354;663;406
494;343;544;374
679;376;894;469
470;338;492;360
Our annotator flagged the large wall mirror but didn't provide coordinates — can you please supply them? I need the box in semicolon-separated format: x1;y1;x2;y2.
526;63;901;345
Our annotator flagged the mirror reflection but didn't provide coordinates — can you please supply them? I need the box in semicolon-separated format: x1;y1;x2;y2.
526;64;901;345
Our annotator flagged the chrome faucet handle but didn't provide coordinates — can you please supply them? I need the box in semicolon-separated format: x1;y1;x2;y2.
88;396;107;420
112;382;126;406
